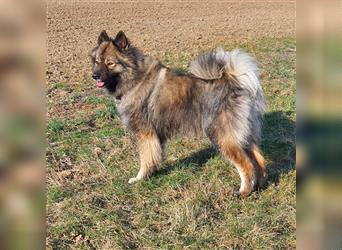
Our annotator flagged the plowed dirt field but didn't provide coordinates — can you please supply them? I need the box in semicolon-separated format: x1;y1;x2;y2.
47;0;295;83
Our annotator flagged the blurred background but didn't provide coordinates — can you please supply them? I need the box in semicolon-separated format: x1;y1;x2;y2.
297;0;342;249
0;0;341;249
0;0;44;249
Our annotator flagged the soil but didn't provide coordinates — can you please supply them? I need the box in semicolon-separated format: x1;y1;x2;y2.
47;0;295;83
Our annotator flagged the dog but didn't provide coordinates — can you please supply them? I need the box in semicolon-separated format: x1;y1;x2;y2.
90;30;266;196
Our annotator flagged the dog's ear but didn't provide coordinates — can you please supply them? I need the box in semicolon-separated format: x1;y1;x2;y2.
98;30;110;45
113;31;129;50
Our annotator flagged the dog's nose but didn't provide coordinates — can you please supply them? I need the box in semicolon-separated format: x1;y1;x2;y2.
92;73;100;80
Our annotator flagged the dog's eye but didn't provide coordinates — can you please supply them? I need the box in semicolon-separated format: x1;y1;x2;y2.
95;60;100;65
107;62;115;67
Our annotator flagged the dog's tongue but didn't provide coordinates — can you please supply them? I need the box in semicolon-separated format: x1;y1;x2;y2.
96;80;105;88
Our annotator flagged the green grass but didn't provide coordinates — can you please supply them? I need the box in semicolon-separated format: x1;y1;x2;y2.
47;119;65;134
47;36;296;249
48;186;73;203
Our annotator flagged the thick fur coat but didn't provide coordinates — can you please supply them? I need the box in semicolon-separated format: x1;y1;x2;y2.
90;30;266;196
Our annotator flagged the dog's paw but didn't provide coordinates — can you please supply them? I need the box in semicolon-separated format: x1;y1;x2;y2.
128;177;140;184
238;186;252;198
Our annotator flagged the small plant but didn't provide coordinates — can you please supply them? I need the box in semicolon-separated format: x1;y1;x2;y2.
47;119;65;134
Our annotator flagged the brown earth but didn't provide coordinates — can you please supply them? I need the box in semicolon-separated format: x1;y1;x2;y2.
47;0;295;84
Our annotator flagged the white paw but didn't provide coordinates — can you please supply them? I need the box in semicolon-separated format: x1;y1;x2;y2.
128;177;140;184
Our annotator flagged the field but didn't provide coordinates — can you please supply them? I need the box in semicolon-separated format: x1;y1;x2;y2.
47;1;296;249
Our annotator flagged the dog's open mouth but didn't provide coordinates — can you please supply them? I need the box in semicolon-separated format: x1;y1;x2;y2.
96;80;105;88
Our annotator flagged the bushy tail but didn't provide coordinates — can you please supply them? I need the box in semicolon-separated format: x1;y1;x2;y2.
189;48;262;98
190;48;266;143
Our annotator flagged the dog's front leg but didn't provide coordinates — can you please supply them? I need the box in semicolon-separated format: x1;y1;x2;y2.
128;131;162;184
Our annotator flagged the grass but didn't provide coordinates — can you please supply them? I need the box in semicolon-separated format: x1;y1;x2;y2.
46;36;296;249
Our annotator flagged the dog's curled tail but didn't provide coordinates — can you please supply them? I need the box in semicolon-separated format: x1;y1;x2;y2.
189;48;261;96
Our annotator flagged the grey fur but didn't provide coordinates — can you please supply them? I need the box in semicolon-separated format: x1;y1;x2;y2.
109;48;266;147
90;32;267;194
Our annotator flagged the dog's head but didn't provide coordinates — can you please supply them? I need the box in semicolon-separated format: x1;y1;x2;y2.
90;30;136;93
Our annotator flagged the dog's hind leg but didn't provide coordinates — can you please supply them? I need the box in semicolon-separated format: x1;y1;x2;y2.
128;131;162;184
218;140;256;197
245;143;267;189
206;126;256;196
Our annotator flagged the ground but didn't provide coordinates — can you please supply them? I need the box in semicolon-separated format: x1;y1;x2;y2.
47;1;296;249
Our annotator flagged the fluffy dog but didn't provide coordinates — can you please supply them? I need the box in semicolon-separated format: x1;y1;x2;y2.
90;30;266;196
